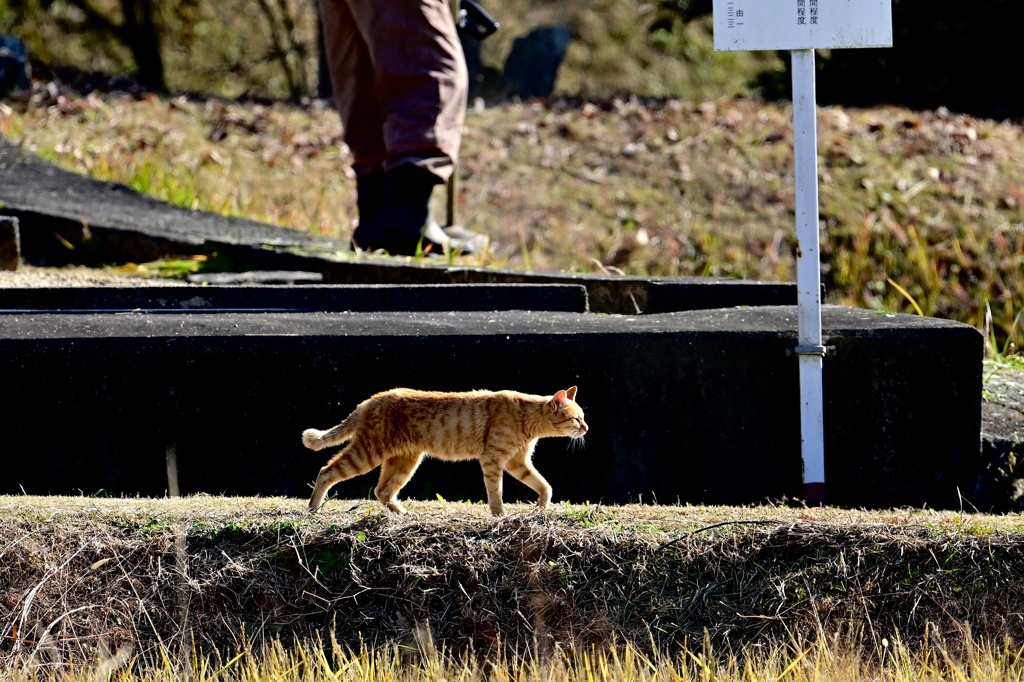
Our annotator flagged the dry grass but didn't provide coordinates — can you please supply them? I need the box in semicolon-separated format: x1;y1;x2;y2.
9;633;1024;681
4;496;1024;677
1;87;1022;348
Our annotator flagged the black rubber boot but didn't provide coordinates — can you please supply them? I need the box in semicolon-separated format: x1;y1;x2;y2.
353;164;446;256
351;172;386;251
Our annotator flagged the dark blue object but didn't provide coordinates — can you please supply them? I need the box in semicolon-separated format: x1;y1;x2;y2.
0;35;30;97
503;26;572;98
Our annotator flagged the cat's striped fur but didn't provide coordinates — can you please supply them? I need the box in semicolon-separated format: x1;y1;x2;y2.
303;386;588;516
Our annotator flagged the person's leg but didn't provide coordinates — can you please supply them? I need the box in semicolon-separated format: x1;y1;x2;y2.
319;0;389;250
322;0;483;255
318;0;387;177
348;0;468;184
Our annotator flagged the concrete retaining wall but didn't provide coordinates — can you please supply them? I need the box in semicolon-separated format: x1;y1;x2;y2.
2;304;982;509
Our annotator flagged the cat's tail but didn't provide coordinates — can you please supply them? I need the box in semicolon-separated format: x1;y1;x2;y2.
302;412;358;451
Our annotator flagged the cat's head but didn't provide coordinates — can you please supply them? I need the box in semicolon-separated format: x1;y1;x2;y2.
547;386;588;438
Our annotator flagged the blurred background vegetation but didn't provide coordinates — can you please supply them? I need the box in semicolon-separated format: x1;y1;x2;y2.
1;0;767;102
0;0;321;99
1;0;1019;117
0;0;1021;348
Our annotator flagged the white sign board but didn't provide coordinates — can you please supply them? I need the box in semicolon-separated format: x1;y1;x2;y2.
713;0;893;51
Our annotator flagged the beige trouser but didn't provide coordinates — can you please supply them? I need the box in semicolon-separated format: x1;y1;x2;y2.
318;0;468;183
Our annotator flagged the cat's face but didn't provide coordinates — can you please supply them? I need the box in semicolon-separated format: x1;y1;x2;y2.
549;386;588;438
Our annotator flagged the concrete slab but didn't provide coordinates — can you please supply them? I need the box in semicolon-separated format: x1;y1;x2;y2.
975;365;1024;511
644;280;802;313
0;139;336;259
1;305;982;509
201;240;798;315
188;271;324;284
0;283;588;313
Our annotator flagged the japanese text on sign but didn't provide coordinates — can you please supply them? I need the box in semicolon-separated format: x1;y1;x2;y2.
714;0;892;51
796;0;820;26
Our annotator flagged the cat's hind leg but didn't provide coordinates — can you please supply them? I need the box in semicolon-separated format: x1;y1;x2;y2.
308;439;380;512
374;454;424;514
479;456;506;516
506;457;553;510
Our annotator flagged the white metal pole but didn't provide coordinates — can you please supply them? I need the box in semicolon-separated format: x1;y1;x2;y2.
790;48;826;505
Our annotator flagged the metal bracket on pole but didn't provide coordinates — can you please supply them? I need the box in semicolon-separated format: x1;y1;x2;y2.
790;344;834;357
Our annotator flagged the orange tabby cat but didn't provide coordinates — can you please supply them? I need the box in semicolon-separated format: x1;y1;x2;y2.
303;386;588;516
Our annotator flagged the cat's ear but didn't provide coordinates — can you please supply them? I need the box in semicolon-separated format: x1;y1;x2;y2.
550;389;568;411
566;386;578;401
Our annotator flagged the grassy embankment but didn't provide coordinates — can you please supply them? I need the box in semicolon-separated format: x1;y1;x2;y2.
3;497;1024;679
